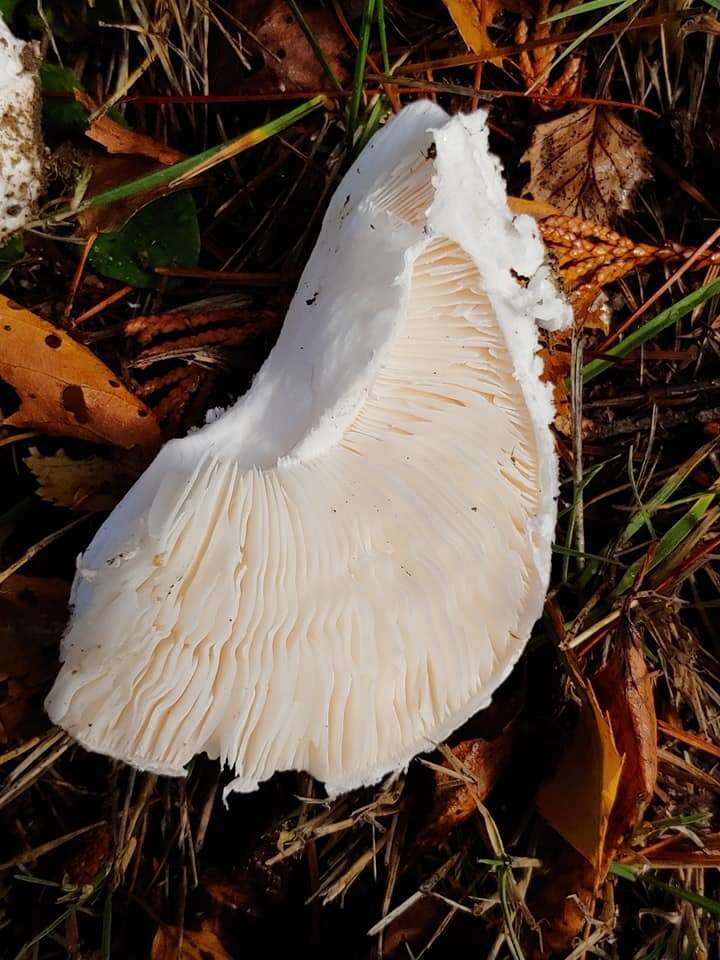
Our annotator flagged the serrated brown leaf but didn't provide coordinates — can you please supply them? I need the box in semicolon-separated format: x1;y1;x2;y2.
523;107;650;225
25;448;140;512
151;922;231;960
442;0;503;56
0;296;160;450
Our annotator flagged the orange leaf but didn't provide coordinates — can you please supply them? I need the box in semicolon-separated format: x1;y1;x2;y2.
151;923;231;960
417;732;511;845
442;0;503;56
537;676;623;871
75;90;184;165
593;633;658;858
0;296;160;450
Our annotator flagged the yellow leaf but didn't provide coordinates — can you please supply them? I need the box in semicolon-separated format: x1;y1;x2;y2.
538;679;623;871
25;449;139;512
441;0;502;56
151;924;231;960
0;296;160;450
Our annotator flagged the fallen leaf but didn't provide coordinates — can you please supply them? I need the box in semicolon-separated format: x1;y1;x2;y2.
40;62;88;134
537;674;623;871
593;630;658;857
74;90;184;165
25;448;141;511
0;296;160;449
442;0;503;57
417;732;511;846
539;345;572;435
0;575;69;742
236;0;347;94
151;922;231;960
523;107;650;226
76;154;174;237
532;632;657;955
528;842;596;957
88;191;200;288
64;823;113;887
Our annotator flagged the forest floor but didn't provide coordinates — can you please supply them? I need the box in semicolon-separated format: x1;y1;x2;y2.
1;1;720;958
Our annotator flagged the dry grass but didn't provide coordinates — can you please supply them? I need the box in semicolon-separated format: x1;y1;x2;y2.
1;1;720;957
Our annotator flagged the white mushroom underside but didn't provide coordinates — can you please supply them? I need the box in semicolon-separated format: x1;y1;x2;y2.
47;104;568;795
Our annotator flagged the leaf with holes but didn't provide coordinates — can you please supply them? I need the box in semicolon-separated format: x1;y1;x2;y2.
522;107;650;225
0;296;160;449
88;191;200;287
231;0;347;94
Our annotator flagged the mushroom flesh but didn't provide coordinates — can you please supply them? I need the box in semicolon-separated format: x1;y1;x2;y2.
46;102;571;796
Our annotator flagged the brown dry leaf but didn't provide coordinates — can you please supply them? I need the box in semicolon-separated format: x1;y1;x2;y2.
74;90;184;165
537;677;623;870
442;0;503;57
532;635;657;955
0;296;160;450
593;631;658;857
417;732;511;846
522;107;650;226
529;842;596;957
239;0;347;94
64;823;113;887
25;448;140;512
0;575;69;742
151;922;231;960
76;153;171;236
539;345;571;434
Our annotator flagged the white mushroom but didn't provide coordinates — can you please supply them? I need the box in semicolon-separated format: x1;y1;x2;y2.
46;102;571;796
0;18;43;244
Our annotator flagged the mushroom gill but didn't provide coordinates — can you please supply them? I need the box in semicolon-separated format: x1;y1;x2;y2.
46;102;570;795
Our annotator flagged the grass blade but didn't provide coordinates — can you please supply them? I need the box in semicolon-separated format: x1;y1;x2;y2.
610;862;720;917
530;0;635;90
544;0;635;23
582;276;720;384
619;440;718;546
284;0;343;91
347;0;377;149
376;0;391;73
614;491;716;595
49;96;326;224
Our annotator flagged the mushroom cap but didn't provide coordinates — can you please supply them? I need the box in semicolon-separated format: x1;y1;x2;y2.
46;103;571;795
0;19;42;244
